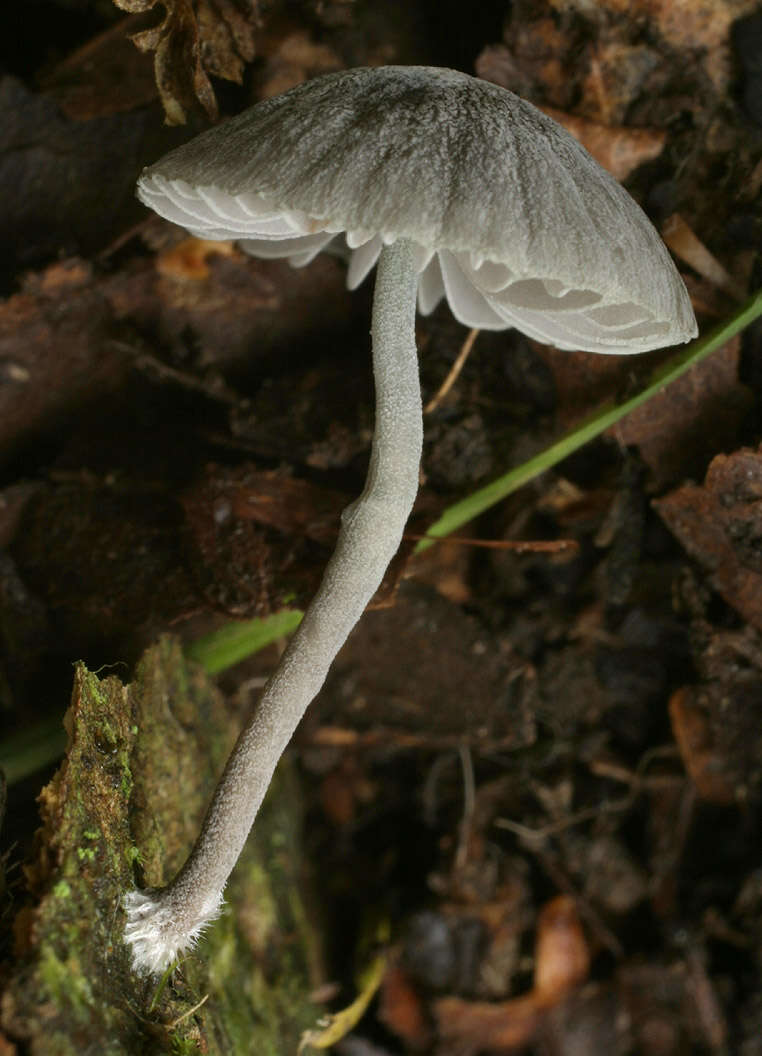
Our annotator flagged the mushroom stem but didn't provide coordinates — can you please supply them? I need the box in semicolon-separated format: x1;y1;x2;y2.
124;239;423;973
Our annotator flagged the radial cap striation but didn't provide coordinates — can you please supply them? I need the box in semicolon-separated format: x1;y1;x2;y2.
138;65;696;353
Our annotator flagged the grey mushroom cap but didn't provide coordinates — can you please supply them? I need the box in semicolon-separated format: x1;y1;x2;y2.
138;65;697;353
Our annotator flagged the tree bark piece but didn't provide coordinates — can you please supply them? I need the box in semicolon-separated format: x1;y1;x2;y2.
1;637;319;1054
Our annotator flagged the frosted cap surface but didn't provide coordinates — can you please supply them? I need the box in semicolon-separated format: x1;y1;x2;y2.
138;66;697;352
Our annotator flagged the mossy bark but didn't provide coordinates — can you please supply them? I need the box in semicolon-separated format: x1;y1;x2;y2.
2;637;320;1054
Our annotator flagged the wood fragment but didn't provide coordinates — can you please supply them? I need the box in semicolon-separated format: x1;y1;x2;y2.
661;214;746;300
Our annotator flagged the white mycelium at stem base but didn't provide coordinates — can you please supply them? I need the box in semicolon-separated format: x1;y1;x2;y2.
123;240;423;973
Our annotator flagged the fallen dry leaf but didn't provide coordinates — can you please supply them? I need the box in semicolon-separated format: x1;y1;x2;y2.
661;214;746;300
0;259;133;474
612;337;752;487
256;28;343;99
378;957;432;1051
541;105;667;182
114;0;218;123
579;41;662;125
40;16;159;119
549;0;761;92
307;581;538;749
433;896;589;1053
113;0;259;123
669;688;736;804
533;895;591;1002
182;463;344;615
654;446;762;630
475;27;578;111
668;625;762;805
227;467;344;545
435;992;540;1053
196;0;257;83
680;273;743;320
156;236;237;280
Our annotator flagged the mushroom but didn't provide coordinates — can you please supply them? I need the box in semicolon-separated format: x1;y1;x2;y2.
124;65;697;974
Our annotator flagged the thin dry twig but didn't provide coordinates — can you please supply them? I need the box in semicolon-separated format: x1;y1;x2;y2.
495;744;684;842
453;742;476;873
661;214;746;301
424;327;480;413
405;533;579;554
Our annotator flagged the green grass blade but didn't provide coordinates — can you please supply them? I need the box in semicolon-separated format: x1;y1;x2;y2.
185;288;762;674
417;287;762;551
0;719;67;786
186;608;303;675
